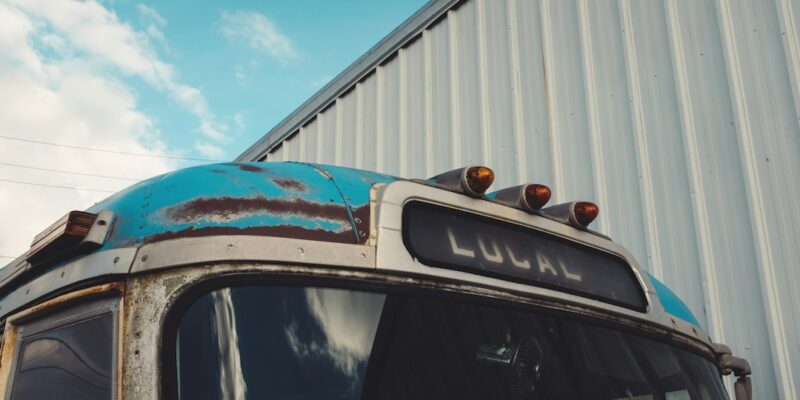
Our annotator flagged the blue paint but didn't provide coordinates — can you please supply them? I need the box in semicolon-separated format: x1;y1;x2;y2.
86;162;398;249
647;272;701;327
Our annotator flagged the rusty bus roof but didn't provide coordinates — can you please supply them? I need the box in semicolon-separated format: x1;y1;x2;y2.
84;162;396;248
0;162;701;336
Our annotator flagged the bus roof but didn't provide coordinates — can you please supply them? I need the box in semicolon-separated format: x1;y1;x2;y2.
0;162;701;333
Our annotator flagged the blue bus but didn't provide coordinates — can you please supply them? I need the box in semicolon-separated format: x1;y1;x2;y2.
0;162;751;399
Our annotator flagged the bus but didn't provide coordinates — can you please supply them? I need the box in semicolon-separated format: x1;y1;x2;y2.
0;162;752;400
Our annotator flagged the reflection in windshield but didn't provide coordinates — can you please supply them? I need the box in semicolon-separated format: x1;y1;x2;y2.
286;288;385;377
175;286;727;400
210;288;247;400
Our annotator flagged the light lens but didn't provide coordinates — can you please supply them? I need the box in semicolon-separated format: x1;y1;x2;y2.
27;211;98;264
574;202;599;226
523;184;552;210
464;166;494;195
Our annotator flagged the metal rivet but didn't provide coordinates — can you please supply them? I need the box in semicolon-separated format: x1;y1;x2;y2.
354;218;362;223
227;243;234;249
113;257;120;264
60;271;65;278
360;253;366;259
25;288;30;295
141;255;149;262
298;248;304;254
97;220;107;226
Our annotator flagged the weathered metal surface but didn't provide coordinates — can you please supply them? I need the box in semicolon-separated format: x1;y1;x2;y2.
242;0;800;396
0;247;134;319
86;162;396;248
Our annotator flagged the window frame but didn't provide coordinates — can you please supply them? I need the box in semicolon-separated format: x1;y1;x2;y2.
0;283;124;400
160;273;724;400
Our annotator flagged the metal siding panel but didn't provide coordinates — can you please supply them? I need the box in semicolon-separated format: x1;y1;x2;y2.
286;132;300;161
428;15;455;175
304;118;320;164
539;0;596;203
319;109;337;165
451;0;484;167
513;0;555;186
482;0;519;186
379;61;402;175
339;91;358;167
667;1;777;397
577;0;649;267
718;0;800;396
404;40;427;178
620;0;707;328
360;74;378;171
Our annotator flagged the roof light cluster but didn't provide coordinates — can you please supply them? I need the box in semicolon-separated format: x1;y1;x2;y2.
426;165;600;230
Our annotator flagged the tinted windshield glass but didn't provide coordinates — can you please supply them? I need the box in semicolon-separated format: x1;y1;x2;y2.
173;286;727;400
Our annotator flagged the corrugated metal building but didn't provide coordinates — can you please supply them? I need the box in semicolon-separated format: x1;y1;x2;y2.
237;0;800;397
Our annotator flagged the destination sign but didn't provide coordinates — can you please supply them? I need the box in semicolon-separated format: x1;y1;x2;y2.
402;201;647;311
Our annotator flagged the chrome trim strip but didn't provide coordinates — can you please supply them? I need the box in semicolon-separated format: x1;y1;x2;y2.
0;248;135;319
131;236;376;273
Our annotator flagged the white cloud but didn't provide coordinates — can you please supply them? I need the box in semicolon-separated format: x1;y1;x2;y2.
195;141;226;159
11;0;229;143
0;1;207;260
301;288;384;377
235;68;247;85
137;4;166;27
138;4;168;49
219;10;296;63
233;112;245;130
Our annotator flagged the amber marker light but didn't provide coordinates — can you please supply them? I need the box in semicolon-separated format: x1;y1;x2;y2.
26;211;98;265
573;201;599;227
463;166;495;196
523;184;552;210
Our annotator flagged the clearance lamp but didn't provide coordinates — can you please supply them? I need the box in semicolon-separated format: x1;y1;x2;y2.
490;184;552;213
427;166;495;197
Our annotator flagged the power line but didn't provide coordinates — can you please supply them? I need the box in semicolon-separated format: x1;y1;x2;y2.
0;135;224;162
0;178;117;193
0;161;141;181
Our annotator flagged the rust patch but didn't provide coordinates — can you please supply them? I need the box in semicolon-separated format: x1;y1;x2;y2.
144;225;354;244
351;205;371;244
237;164;264;172
272;178;307;192
164;196;349;224
17;282;125;320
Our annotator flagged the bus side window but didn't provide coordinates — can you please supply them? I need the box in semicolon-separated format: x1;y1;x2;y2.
4;296;118;400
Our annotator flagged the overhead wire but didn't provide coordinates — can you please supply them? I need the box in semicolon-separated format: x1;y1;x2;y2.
0;134;224;162
0;161;142;181
0;178;117;193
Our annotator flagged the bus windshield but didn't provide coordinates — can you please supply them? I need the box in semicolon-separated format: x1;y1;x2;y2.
173;285;727;400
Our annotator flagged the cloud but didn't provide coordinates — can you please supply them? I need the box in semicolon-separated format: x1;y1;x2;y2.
137;4;166;27
11;0;229;144
219;10;296;63
301;288;384;377
235;66;247;85
195;141;226;159
137;4;168;49
233;112;245;130
0;1;194;260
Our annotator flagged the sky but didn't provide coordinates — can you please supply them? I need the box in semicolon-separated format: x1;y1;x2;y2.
0;0;426;261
